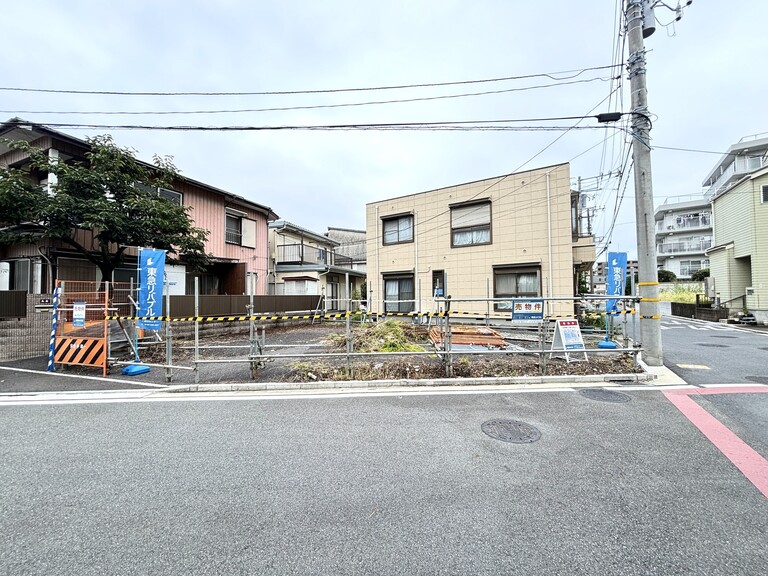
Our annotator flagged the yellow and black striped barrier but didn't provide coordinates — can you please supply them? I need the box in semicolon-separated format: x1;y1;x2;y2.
106;311;353;322
106;308;638;323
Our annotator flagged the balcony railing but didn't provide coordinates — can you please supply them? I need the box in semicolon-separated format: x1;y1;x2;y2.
657;239;712;255
705;155;765;198
276;244;356;268
656;216;711;233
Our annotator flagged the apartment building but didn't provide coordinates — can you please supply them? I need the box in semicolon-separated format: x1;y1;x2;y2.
365;164;595;316
654;198;712;279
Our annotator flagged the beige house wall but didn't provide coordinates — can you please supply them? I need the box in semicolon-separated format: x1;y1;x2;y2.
366;164;581;317
713;178;753;259
710;171;768;319
747;173;768;315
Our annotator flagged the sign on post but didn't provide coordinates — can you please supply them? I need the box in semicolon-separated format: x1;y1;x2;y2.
551;318;587;362
606;252;627;314
138;249;166;331
72;302;86;328
512;299;544;320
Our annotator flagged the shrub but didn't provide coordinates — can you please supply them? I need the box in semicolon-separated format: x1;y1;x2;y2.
691;268;710;281
658;269;677;282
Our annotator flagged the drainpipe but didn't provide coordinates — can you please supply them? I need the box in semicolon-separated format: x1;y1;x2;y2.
546;173;554;315
318;266;331;312
36;245;54;293
375;205;380;314
414;211;419;313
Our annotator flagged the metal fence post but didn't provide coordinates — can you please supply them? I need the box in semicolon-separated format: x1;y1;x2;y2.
194;276;200;385
445;296;453;377
165;282;172;382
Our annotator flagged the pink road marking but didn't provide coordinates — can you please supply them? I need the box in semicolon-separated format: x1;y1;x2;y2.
663;391;768;498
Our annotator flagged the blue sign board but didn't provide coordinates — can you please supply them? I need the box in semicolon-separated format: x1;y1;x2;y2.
138;249;166;330
606;252;627;313
512;299;545;320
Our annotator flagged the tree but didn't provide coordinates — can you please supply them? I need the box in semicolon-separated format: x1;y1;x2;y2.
0;136;209;283
657;269;677;282
691;268;710;281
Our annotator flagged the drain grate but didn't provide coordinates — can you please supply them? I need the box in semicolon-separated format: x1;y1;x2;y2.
711;335;738;339
745;376;768;384
696;343;729;348
760;348;768;352
481;419;541;443
578;388;632;403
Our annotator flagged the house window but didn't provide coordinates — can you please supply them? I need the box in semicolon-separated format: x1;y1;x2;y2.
680;260;703;277
762;185;768;204
383;275;415;313
284;278;318;295
158;187;182;205
225;213;243;245
451;201;491;247
382;214;413;245
493;265;540;310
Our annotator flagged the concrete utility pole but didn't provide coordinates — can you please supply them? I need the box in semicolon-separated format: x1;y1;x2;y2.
626;0;662;366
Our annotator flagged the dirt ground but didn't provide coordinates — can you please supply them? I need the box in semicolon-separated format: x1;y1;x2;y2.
131;320;642;383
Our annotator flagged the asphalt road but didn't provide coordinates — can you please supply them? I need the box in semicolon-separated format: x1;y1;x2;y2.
659;316;768;385
2;388;766;575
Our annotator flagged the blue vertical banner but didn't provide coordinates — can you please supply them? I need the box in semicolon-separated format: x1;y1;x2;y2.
138;249;166;330
606;252;627;314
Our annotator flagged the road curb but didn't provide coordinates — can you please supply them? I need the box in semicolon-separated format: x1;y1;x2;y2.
166;371;656;394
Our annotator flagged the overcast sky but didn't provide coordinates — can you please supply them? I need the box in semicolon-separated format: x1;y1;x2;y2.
2;1;765;259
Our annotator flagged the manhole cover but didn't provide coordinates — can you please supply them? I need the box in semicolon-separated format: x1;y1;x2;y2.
578;388;632;403
481;419;541;443
745;376;768;384
696;343;729;348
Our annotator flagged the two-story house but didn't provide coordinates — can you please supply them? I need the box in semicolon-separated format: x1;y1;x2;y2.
704;140;768;322
0;119;277;295
365;164;596;317
268;220;365;310
654;198;712;279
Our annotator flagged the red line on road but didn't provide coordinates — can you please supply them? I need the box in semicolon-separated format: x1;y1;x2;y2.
663;391;768;498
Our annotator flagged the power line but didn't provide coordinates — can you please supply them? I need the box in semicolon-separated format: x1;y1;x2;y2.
0;64;622;97
0;77;613;116
5;116;628;132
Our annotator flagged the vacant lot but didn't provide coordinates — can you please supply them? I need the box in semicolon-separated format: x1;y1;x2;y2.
131;320;641;383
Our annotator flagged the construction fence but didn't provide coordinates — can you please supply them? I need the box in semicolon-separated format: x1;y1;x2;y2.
1;285;645;382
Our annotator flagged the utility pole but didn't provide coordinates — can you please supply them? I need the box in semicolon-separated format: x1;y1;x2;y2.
626;0;662;365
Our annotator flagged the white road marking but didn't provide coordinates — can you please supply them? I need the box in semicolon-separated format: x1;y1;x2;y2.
0;383;701;407
676;364;711;370
0;365;168;388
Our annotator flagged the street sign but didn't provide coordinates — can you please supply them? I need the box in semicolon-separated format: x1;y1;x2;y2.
512;299;544;320
551;318;587;362
72;302;86;328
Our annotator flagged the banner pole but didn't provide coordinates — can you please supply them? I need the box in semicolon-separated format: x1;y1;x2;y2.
46;281;61;372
